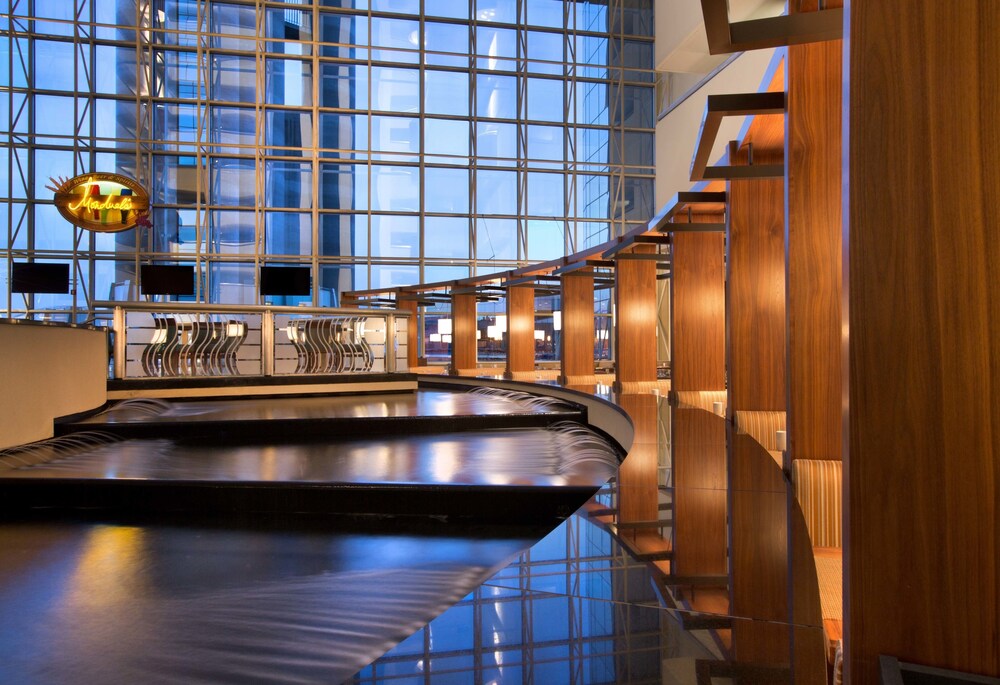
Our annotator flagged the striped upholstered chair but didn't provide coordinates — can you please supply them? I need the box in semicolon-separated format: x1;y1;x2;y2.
733;410;786;464
791;458;842;548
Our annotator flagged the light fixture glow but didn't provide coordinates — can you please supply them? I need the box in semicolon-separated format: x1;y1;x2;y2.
438;318;452;335
553;311;561;331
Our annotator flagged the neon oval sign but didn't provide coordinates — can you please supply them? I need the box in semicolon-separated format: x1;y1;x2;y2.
50;173;150;233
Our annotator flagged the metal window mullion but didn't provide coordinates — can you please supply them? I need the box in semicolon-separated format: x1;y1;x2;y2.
23;9;34;314
468;9;477;276
516;0;527;265
310;3;320;306
254;0;266;302
193;0;208;302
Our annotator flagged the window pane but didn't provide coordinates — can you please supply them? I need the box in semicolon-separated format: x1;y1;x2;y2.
425;167;469;213
371;214;418;258
425;70;468;117
425;217;469;259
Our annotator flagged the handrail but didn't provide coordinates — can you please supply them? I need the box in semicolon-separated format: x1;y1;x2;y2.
92;300;411;317
101;302;411;380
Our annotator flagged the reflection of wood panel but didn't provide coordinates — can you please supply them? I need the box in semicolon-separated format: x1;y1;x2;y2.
787;35;842;462
790;496;827;685
673;408;727;576
671;224;726;393
560;274;595;380
727;149;786;412
847;3;1000;682
730;435;789;667
449;293;477;373
396;298;419;369
617;393;660;524
615;243;658;387
505;286;534;375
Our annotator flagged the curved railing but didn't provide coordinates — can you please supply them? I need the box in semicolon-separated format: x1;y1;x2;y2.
93;301;411;381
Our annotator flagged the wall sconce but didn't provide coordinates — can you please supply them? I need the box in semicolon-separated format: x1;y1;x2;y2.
553;311;561;331
429;333;442;342
442;334;452;343
438;318;452;335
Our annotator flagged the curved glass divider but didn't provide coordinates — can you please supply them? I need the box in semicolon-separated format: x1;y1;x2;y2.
94;301;410;380
578;395;830;684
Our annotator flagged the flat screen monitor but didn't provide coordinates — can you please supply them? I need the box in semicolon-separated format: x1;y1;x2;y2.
11;262;70;294
260;266;311;296
140;265;195;296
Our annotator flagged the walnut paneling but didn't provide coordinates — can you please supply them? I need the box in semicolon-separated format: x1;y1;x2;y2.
615;244;658;387
847;2;1000;682
560;274;595;380
786;35;842;462
727;149;786;412
671;223;726;393
673;407;727;576
449;293;477;373
505;286;535;376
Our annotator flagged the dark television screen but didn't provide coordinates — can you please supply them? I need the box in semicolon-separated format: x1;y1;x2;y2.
260;266;311;296
140;265;195;296
11;262;70;294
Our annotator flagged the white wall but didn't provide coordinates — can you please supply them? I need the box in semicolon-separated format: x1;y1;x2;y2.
0;322;107;449
654;48;778;206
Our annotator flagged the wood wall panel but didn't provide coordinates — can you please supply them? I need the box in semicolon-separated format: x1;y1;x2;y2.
449;293;477;373
673;408;727;576
615;244;658;387
505;286;535;376
560;273;595;380
671;225;726;393
846;2;1000;682
786;36;843;461
727;149;786;412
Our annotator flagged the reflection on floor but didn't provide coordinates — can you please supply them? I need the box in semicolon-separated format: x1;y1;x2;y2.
0;519;540;685
347;512;719;685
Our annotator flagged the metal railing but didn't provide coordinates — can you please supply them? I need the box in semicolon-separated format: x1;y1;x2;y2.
93;302;410;380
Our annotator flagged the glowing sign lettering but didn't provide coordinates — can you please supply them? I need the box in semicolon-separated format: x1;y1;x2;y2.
48;173;150;233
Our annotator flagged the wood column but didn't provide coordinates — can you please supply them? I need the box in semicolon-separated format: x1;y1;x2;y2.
448;292;477;374
846;2;1000;682
504;285;534;378
559;272;595;383
786;24;842;461
614;243;658;391
727;150;786;413
395;296;419;370
670;221;726;394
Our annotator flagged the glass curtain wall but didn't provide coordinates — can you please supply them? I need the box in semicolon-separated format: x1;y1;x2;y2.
0;0;654;319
